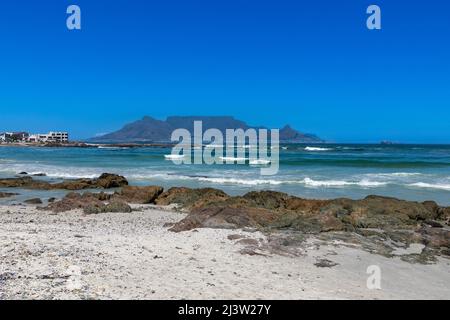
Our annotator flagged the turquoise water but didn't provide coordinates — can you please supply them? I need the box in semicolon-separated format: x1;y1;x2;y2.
1;144;450;205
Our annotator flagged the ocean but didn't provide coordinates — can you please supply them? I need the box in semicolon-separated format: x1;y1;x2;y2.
1;144;450;205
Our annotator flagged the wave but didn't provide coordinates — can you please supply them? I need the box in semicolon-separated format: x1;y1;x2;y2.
219;156;247;162
301;178;386;188
304;147;332;151
282;158;450;168
164;154;185;160
249;159;271;165
364;172;422;178
98;146;130;150
196;177;287;185
408;182;450;191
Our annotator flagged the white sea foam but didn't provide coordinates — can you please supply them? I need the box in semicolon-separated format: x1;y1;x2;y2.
408;182;450;191
365;172;422;178
164;154;185;160
219;156;247;162
304;147;332;151
301;178;386;188
196;177;288;186
98;146;130;150
249;159;271;166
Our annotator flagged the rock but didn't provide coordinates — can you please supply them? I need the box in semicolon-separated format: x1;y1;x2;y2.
167;189;449;238
47;197;56;203
418;227;450;249
155;187;229;210
0;176;46;189
331;196;436;228
94;173;128;189
83;200;132;215
104;200;132;213
0;192;18;198
227;234;246;241
314;259;339;268
41;191;132;214
115;185;163;204
0;173;128;191
32;173;46;177
170;206;277;232
42;192;104;213
18;172;28;175
83;204;105;215
236;238;260;246
423;220;444;228
24;198;43;204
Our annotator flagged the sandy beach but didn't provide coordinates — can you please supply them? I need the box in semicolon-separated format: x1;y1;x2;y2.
1;203;449;300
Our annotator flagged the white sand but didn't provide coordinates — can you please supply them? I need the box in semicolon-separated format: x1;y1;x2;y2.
0;204;449;300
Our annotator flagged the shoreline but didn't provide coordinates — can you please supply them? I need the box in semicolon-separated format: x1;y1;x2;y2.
0;173;449;299
1;203;449;300
0;142;175;148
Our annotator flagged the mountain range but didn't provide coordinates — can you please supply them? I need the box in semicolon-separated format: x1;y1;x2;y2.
90;116;323;143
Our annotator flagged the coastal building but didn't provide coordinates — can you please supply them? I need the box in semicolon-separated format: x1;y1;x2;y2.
27;132;69;143
0;132;29;142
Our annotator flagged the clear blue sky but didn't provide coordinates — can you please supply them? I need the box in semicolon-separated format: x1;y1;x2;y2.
0;0;449;143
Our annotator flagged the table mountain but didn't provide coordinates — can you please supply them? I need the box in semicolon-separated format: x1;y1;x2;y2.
90;116;323;143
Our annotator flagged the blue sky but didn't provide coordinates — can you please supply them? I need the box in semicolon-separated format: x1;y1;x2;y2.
0;0;449;143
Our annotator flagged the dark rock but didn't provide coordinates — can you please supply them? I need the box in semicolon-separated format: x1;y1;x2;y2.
418;227;450;249
0;192;18;198
42;191;131;214
83;200;132;214
236;238;260;246
42;192;104;213
0;173;128;191
24;198;43;204
18;172;28;175
227;234;246;241
423;220;444;228
169;205;278;232
115;185;163;204
32;173;46;177
314;259;339;268
95;173;128;189
167;190;449;234
104;200;132;213
47;197;56;203
155;187;229;210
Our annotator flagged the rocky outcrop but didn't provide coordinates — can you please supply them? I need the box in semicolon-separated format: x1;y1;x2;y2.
164;188;450;261
114;185;163;204
42;192;107;213
41;191;133;214
84;200;132;215
168;191;446;232
155;187;229;210
0;173;128;191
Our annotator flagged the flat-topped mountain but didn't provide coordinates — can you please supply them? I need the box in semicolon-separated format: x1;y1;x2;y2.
90;116;323;143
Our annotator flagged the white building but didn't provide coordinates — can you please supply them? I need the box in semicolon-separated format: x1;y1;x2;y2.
28;132;69;143
0;132;29;142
